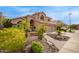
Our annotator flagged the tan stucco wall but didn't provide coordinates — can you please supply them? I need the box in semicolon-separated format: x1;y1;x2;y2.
12;12;56;32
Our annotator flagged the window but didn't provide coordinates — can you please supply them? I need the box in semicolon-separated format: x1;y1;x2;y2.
40;15;44;21
48;19;51;21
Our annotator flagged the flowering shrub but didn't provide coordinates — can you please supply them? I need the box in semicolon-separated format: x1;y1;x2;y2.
0;28;26;52
31;41;44;53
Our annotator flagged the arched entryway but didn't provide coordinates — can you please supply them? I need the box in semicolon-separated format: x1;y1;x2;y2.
30;20;36;31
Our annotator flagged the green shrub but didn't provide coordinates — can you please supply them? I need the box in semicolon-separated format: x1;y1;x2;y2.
37;24;45;40
18;19;31;31
56;30;61;35
0;28;26;52
68;29;75;33
56;26;62;35
31;41;44;53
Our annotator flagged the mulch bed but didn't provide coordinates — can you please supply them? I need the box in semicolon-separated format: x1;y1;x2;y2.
47;34;70;41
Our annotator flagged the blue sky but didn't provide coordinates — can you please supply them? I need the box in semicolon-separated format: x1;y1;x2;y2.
0;6;79;24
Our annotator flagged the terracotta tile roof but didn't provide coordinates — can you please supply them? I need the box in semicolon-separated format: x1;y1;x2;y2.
11;19;22;24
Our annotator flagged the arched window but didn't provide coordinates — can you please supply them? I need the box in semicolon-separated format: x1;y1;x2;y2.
30;20;36;31
40;15;44;21
30;20;34;26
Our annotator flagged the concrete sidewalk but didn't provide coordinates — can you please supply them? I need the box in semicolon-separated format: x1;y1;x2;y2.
59;31;79;53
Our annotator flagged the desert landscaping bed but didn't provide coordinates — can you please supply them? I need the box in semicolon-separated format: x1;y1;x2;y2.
47;34;70;41
24;35;59;53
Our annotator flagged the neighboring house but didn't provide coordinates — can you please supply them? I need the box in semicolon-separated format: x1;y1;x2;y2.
10;12;56;32
0;12;4;29
0;12;4;24
0;24;4;29
76;25;79;30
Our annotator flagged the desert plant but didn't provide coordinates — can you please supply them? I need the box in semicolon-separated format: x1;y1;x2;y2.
18;21;25;30
3;18;12;28
0;28;26;52
18;19;31;31
37;24;45;40
43;25;48;32
56;26;62;35
31;41;44;53
68;29;75;33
